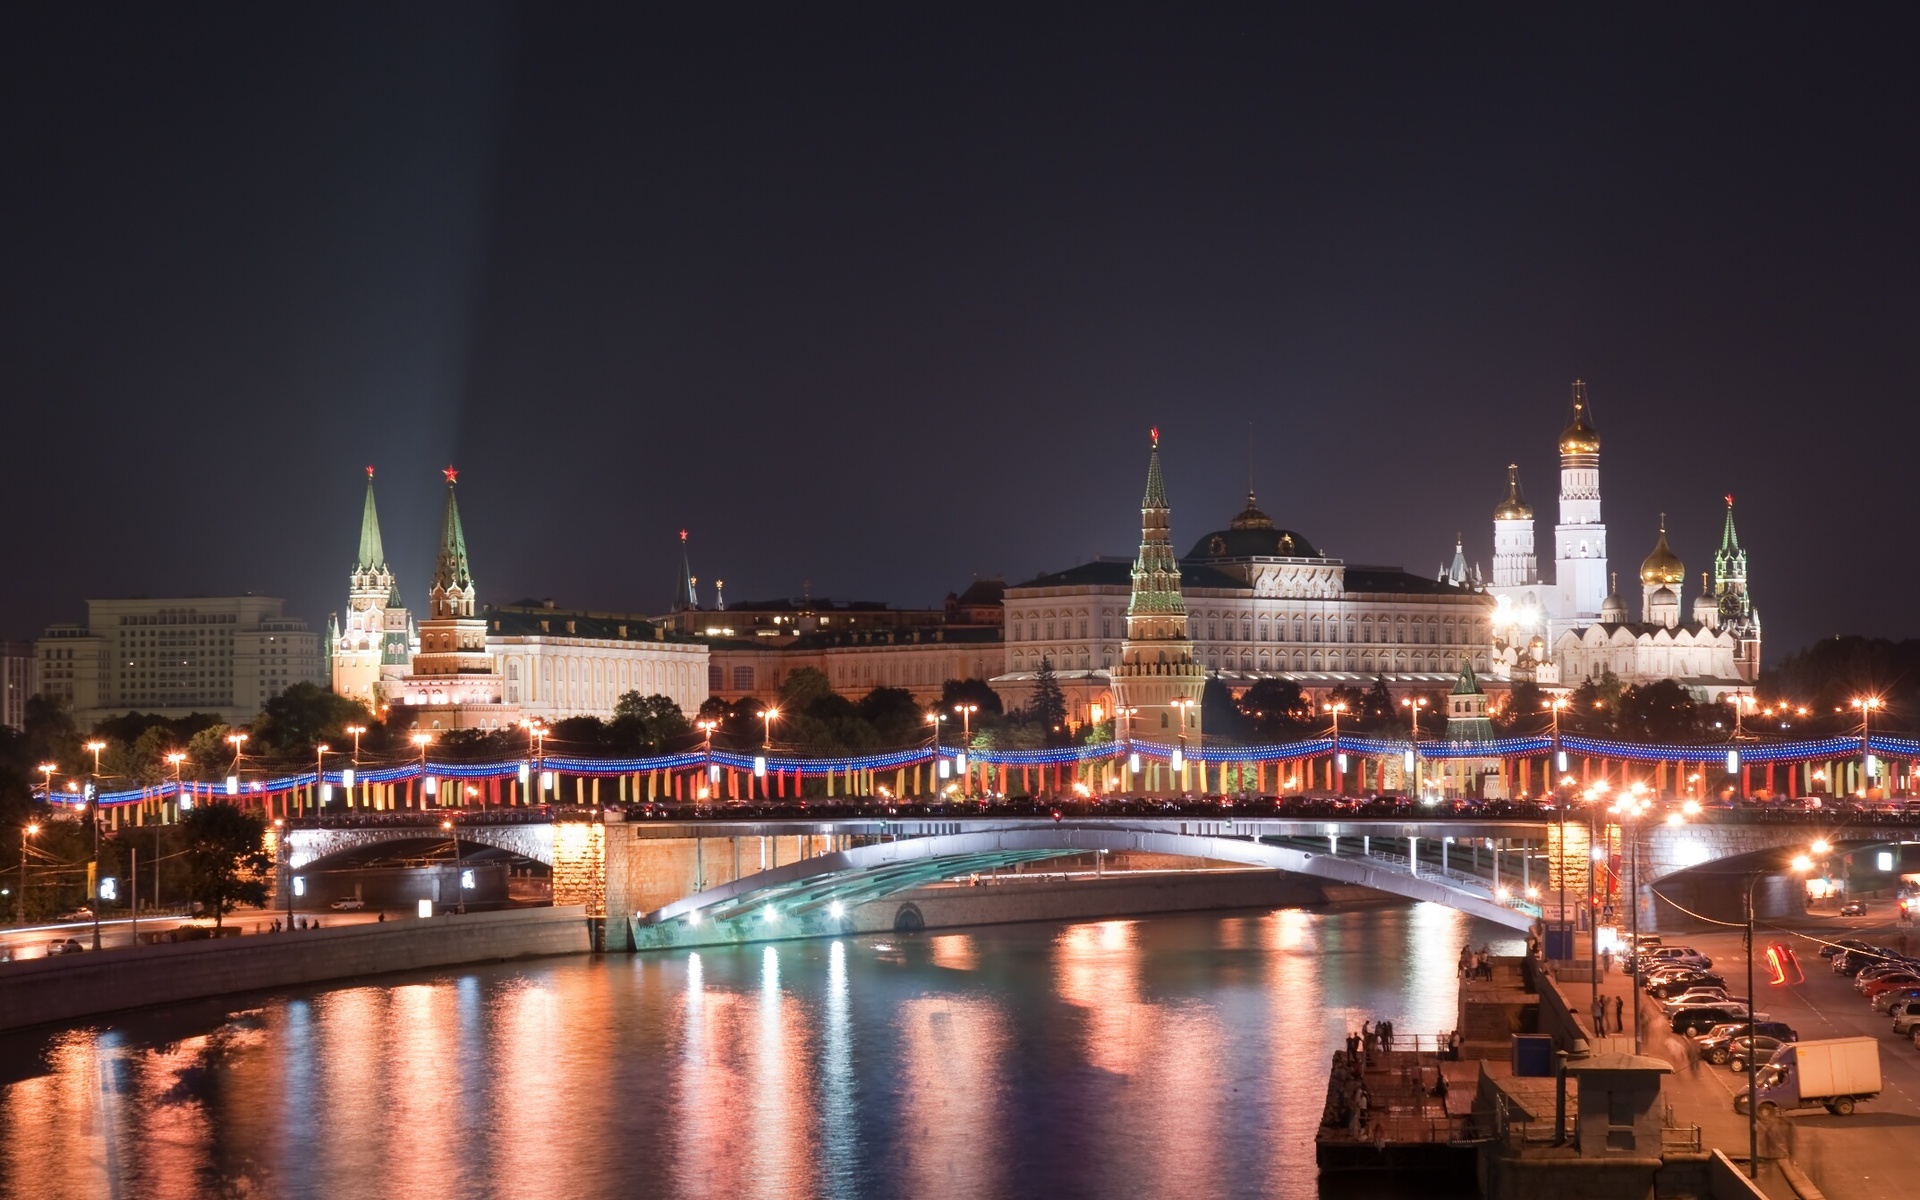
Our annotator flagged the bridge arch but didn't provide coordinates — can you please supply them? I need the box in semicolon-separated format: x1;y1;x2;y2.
635;826;1536;948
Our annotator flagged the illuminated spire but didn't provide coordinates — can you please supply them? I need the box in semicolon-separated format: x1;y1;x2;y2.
1142;425;1167;510
675;529;699;612
430;466;475;618
355;466;385;572
1128;427;1184;620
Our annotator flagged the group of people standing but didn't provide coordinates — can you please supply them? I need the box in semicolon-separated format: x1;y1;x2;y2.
1459;942;1494;980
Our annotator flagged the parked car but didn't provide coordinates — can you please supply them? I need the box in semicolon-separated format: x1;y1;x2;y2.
1728;1036;1790;1073
1891;1009;1920;1037
1661;988;1736;1012
1841;900;1868;916
1862;974;1920;1001
1821;938;1876;960
1673;1004;1756;1036
1879;993;1920;1016
54;907;92;922
1650;975;1727;1000
1854;959;1920;985
1834;949;1895;976
329;897;366;911
1642;946;1713;971
44;938;84;956
1697;1021;1797;1049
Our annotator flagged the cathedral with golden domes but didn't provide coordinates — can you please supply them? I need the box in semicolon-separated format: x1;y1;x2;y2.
1482;382;1759;698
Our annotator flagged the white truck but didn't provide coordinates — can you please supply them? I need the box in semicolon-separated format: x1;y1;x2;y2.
1733;1037;1881;1117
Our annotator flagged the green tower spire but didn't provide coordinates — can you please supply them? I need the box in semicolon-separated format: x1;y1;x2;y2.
433;466;473;595
1128;426;1186;620
355;465;386;572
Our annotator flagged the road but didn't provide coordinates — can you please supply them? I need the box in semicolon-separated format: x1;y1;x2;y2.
1654;911;1920;1200
0;907;399;962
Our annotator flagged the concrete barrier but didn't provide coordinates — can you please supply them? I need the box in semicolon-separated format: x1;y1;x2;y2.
0;906;591;1034
629;868;1332;949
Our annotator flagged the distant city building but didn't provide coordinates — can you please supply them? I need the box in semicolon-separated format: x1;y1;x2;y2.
1479;384;1760;698
0;642;39;731
328;469;707;729
665;531;1002;704
488;602;706;722
996;441;1495;726
37;596;320;726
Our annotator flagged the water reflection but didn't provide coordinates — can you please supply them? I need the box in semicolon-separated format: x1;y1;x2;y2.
0;904;1518;1200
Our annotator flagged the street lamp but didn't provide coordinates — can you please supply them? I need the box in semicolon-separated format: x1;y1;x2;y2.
17;823;37;924
522;719;550;800
275;818;293;927
952;703;979;797
1170;697;1194;791
759;706;780;749
1851;696;1883;798
1403;696;1429;798
37;763;56;801
695;718;718;805
1324;701;1348;793
83;740;106;950
924;711;946;796
1735;850;1818;1178
410;732;432;808
344;724;367;810
442;819;463;913
314;744;329;823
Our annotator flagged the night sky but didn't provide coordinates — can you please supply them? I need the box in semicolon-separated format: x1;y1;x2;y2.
3;6;1914;658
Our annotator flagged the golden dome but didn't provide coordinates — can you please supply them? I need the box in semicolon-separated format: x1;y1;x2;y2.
1492;464;1532;520
1639;515;1685;586
1558;380;1601;456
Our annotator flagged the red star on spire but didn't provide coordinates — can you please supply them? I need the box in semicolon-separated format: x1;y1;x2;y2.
1150;425;1159;446
1725;493;1734;507
680;529;688;542
365;465;375;479
443;465;459;485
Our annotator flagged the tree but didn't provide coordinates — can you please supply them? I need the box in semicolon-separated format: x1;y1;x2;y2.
609;692;693;754
1617;680;1700;741
1358;677;1396;729
179;802;271;929
940;677;1004;718
856;687;925;745
1238;679;1313;737
1500;682;1546;731
777;667;836;712
251;682;375;757
1029;657;1068;745
186;723;236;776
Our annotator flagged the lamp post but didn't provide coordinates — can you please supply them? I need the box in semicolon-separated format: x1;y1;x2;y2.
952;703;979;797
1171;696;1194;794
1544;697;1570;943
410;732;431;808
17;823;37;924
344;724;366;810
527;720;549;801
696;718;718;805
924;711;946;797
1117;706;1139;793
163;753;184;910
759;707;780;801
84;740;106;950
314;744;329;823
1851;696;1882;799
1738;852;1817;1178
1323;701;1348;794
1402;696;1428;797
276;818;293;927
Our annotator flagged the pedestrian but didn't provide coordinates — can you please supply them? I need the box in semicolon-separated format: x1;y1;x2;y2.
1592;994;1606;1036
1612;994;1625;1034
378;911;386;923
1601;947;1613;975
1362;1019;1374;1050
1381;1020;1394;1051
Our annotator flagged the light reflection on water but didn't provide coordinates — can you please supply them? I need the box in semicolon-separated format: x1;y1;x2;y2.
0;904;1517;1200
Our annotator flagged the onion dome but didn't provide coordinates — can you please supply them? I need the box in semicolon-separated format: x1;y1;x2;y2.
1493;464;1532;521
1558;380;1601;456
1639;514;1685;586
1600;572;1627;623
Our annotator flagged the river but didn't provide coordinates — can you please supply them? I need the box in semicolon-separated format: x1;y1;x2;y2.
0;903;1520;1200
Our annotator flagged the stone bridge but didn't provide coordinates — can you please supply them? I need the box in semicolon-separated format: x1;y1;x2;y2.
286;823;557;870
